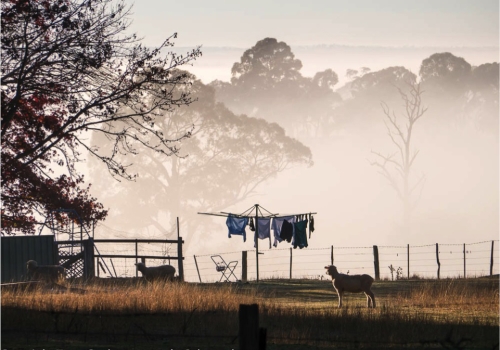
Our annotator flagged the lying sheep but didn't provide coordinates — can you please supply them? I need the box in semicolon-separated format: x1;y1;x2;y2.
325;265;376;308
26;260;65;283
135;262;176;281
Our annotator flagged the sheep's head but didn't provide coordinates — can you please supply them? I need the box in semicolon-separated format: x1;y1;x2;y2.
27;260;38;271
324;265;338;277
135;262;146;271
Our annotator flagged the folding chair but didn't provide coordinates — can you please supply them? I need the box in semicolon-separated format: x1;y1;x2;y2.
211;255;239;282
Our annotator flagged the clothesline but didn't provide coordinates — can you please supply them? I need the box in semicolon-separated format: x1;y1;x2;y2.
197;204;317;282
198;208;317;247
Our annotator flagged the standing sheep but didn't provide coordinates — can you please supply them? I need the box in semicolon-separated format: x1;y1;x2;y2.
26;260;65;283
325;265;376;308
135;262;176;281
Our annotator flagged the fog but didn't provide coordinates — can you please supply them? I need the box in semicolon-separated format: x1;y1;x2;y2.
87;41;498;270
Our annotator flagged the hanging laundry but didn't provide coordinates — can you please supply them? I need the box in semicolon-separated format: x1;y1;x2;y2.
293;220;308;249
254;217;271;249
249;217;256;231
310;215;315;232
280;219;294;243
226;215;249;242
272;216;295;247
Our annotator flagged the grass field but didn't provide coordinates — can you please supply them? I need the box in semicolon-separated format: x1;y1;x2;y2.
1;276;498;349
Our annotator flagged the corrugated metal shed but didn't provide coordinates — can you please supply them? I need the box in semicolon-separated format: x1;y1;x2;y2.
1;235;57;283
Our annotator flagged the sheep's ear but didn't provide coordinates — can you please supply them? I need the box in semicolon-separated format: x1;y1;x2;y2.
324;266;329;269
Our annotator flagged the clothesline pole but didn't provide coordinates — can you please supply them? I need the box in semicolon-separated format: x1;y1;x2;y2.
255;204;260;282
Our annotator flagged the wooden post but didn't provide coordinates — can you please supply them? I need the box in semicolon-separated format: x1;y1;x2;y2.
178;236;184;282
84;238;95;279
490;241;494;276
407;244;410;279
242;251;248;282
463;243;466;279
373;245;380;281
255;204;259;282
436;243;441;279
331;245;334;265
289;247;293;279
177;217;180;239
259;327;267;350
135;239;138;277
194;255;202;283
239;304;259;350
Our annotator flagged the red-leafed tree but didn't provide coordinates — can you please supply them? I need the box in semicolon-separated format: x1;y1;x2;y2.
1;0;202;235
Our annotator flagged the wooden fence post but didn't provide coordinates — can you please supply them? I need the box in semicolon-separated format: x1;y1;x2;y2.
259;327;267;350
135;239;138;277
239;304;259;350
436;243;441;279
490;241;495;276
83;238;95;279
242;251;248;282
463;243;466;278
407;244;410;279
289;248;293;280
331;245;334;265
194;255;202;283
373;245;380;281
178;236;184;282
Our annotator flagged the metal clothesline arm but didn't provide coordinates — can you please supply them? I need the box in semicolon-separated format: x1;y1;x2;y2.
198;211;318;219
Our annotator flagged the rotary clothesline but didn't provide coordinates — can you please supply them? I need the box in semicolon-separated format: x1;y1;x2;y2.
198;204;317;281
198;205;317;245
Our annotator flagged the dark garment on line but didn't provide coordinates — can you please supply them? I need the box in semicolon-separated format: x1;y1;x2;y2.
280;219;294;243
293;220;308;249
310;215;315;232
249;217;256;231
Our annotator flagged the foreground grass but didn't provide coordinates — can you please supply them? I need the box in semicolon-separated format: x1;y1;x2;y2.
1;277;498;349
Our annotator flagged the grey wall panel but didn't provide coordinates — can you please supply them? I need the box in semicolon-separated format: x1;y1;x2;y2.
1;235;56;283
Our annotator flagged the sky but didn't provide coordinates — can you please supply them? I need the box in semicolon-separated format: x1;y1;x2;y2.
125;0;499;49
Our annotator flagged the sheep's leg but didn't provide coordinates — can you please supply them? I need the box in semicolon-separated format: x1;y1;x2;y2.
366;290;376;308
365;292;371;307
337;291;343;308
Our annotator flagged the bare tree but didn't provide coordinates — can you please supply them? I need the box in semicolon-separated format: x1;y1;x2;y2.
370;82;427;235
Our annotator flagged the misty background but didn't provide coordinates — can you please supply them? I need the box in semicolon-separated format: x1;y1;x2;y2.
79;1;498;279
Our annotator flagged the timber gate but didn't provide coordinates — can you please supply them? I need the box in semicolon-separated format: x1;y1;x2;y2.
39;209;113;279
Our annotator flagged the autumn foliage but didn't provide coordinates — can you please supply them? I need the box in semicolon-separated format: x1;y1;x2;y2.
1;0;201;234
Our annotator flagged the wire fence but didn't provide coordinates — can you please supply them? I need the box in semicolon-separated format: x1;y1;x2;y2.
188;240;499;283
92;240;180;278
90;240;499;283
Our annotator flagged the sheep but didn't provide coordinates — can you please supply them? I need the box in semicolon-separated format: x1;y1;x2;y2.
135;262;176;281
324;265;376;308
26;260;65;283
